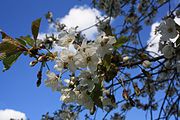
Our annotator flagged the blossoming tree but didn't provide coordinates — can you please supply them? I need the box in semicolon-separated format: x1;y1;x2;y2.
0;0;180;120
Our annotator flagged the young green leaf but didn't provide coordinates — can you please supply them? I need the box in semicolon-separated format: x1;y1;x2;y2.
31;18;41;40
20;35;34;47
114;36;129;49
103;54;111;71
90;83;103;108
0;32;25;71
2;52;22;72
0;53;6;60
0;31;24;47
0;42;17;53
16;38;27;46
0;32;25;56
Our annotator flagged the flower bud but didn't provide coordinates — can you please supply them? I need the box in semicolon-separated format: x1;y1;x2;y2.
29;60;38;67
142;60;151;68
39;43;46;49
38;55;46;62
45;11;53;23
90;104;96;115
137;4;143;13
133;83;140;96
122;89;129;100
123;56;129;62
36;71;42;87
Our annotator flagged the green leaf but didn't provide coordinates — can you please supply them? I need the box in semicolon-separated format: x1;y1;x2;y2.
16;38;27;46
0;32;24;71
114;36;129;49
90;83;103;108
0;42;17;53
105;64;118;83
104;25;113;36
103;54;111;71
20;35;34;47
31;18;41;40
2;52;22;72
0;32;24;58
0;53;6;60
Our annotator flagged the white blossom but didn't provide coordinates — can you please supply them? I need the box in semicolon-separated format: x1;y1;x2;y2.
77;91;94;110
64;79;75;86
45;71;60;91
158;18;178;41
60;88;78;103
60;49;77;72
102;97;117;110
58;110;77;120
56;28;76;47
162;44;175;59
78;71;98;92
54;59;66;72
74;44;99;72
96;33;116;57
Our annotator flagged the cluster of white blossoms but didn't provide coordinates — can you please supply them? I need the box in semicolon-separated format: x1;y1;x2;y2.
40;7;180;118
44;28;117;111
156;13;180;80
157;17;178;57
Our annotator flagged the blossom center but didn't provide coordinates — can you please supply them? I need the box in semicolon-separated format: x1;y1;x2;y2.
86;56;91;63
67;38;73;43
68;55;73;61
167;27;173;33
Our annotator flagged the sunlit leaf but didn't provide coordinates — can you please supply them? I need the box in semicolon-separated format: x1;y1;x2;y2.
16;38;27;46
20;35;34;47
0;32;25;56
0;41;17;53
0;32;25;71
2;51;22;72
0;53;6;60
1;32;22;46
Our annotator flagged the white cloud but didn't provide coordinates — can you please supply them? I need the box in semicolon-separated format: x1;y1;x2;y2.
146;22;162;56
38;33;46;40
0;109;27;120
38;6;103;40
59;6;103;40
38;5;103;52
146;17;180;56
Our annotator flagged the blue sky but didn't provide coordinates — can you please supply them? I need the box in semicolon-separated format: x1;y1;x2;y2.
0;0;178;119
